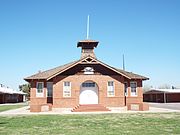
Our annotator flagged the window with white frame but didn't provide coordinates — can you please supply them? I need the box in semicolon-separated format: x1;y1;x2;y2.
36;82;44;97
107;81;115;97
130;82;137;96
63;82;71;97
124;82;128;96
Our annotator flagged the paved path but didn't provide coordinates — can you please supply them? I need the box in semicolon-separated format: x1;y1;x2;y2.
149;103;180;110
0;105;180;116
0;102;28;106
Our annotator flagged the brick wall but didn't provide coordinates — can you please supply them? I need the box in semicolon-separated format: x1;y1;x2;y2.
29;75;144;111
52;75;143;108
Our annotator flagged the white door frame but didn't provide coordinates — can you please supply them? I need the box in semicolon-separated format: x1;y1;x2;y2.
79;81;98;104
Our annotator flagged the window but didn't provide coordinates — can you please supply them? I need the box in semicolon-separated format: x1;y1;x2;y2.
36;82;44;97
124;82;128;96
83;49;93;53
84;67;94;74
107;81;115;97
82;82;95;87
130;82;137;96
63;82;71;97
47;82;53;97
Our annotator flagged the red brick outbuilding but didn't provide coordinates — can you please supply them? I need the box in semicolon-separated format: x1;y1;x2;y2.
143;89;180;103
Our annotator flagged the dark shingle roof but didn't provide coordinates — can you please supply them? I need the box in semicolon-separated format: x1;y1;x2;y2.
115;68;149;80
24;60;79;80
24;57;148;81
98;60;149;80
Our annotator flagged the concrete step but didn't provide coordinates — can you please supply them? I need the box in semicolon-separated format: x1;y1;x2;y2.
72;104;111;112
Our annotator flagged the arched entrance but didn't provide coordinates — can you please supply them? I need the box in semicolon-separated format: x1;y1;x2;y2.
79;81;98;104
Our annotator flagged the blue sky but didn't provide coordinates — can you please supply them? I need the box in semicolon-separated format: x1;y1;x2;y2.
0;0;180;90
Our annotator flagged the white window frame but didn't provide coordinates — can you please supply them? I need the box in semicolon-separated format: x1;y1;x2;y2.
107;81;115;97
47;82;53;97
36;82;44;97
63;81;71;97
124;82;128;97
130;81;137;96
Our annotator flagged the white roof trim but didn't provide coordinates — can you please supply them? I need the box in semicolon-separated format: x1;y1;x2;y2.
148;88;180;93
0;87;26;95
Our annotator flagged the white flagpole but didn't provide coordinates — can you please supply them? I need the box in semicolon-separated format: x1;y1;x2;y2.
123;54;125;70
86;15;90;39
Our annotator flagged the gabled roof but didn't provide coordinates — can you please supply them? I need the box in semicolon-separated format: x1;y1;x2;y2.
24;60;79;80
115;68;149;80
0;86;26;95
144;88;180;94
24;56;149;81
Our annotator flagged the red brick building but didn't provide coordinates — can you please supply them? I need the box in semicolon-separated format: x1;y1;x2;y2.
143;88;180;103
25;39;149;112
0;84;26;104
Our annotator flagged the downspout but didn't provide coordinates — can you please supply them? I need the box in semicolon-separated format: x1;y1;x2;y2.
125;95;126;106
3;93;4;103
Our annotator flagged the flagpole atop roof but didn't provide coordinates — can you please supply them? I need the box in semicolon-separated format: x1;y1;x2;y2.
86;15;90;39
123;54;125;70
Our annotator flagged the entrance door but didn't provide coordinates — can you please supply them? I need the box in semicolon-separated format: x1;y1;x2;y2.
79;81;98;104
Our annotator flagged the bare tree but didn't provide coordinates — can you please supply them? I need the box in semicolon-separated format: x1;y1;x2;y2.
158;84;171;89
143;85;153;93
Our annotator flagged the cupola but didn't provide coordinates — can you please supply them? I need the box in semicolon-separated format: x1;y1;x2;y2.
77;39;99;58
